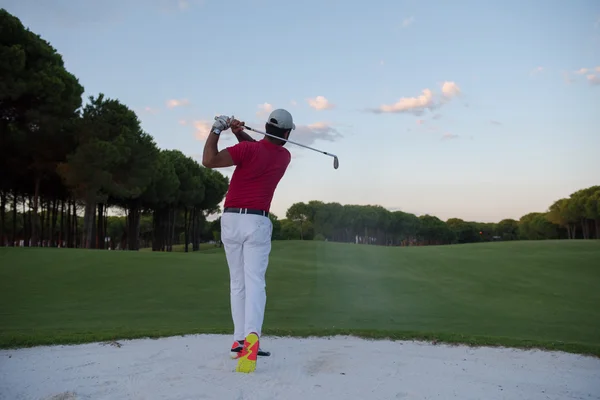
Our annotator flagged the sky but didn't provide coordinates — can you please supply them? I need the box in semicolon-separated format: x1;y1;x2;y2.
3;0;600;222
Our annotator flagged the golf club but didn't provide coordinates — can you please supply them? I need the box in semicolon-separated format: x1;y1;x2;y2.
213;116;339;169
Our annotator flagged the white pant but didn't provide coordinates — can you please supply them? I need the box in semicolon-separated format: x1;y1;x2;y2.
220;212;273;341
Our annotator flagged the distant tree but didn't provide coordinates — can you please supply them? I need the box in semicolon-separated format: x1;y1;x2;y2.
57;93;153;249
417;215;454;245
518;212;562;240
547;198;578;239
570;186;600;239
0;9;225;251
390;211;419;246
446;218;480;244
286;202;311;240
496;219;519;240
1;9;84;246
269;213;282;240
279;218;313;240
141;150;180;251
584;189;600;239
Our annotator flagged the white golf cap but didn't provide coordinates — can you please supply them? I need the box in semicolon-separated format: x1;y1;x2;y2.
267;109;295;130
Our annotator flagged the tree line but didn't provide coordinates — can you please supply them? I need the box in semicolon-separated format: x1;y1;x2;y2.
0;9;228;251
1;10;597;251
268;185;599;245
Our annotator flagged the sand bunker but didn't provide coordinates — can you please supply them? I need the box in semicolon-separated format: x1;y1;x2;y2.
1;334;599;399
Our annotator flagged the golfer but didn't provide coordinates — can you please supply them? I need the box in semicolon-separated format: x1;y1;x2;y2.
202;109;294;373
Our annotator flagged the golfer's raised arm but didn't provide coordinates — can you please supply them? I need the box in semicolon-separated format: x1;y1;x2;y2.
231;119;256;142
202;116;235;168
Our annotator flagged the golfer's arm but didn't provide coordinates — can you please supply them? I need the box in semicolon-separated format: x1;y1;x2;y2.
234;130;256;143
202;130;234;168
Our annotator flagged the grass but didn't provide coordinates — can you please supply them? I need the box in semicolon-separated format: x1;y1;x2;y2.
1;240;599;356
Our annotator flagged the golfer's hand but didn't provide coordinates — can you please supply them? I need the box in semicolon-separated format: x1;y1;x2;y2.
212;115;231;132
230;118;245;134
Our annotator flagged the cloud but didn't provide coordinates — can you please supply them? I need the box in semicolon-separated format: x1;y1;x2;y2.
371;89;434;115
402;16;414;28
368;81;461;115
291;122;342;146
192;120;211;140
490;120;502;126
574;66;600;75
180;119;212;140
441;81;461;99
166;98;190;108
290;100;298;106
416;119;425;125
530;66;544;75
587;74;600;85
441;133;459;140
307;96;335;110
140;106;159;115
573;66;600;85
256;102;273;118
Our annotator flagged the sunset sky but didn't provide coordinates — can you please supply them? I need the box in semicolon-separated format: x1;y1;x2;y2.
4;0;600;222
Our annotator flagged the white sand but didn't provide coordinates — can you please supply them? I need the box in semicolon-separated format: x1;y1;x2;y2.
1;334;599;400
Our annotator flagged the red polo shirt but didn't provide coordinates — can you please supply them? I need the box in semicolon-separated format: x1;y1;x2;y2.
224;138;291;213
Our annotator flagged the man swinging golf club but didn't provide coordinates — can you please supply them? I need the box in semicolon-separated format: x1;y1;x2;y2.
202;109;294;373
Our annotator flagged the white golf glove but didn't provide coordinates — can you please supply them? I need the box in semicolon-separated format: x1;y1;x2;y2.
212;115;232;134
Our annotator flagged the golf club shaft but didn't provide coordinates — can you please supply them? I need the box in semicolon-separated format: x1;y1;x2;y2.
242;124;338;159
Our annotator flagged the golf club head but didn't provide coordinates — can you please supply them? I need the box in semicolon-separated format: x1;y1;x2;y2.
333;156;339;169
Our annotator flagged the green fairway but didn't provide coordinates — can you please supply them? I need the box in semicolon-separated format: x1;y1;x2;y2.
1;240;599;356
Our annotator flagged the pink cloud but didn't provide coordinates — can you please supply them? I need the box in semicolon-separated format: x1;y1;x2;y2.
572;66;600;85
256;103;273;118
166;98;190;108
441;81;461;98
141;106;159;115
369;81;461;115
307;96;335;110
193;121;212;140
178;120;211;140
375;89;434;114
587;74;600;85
